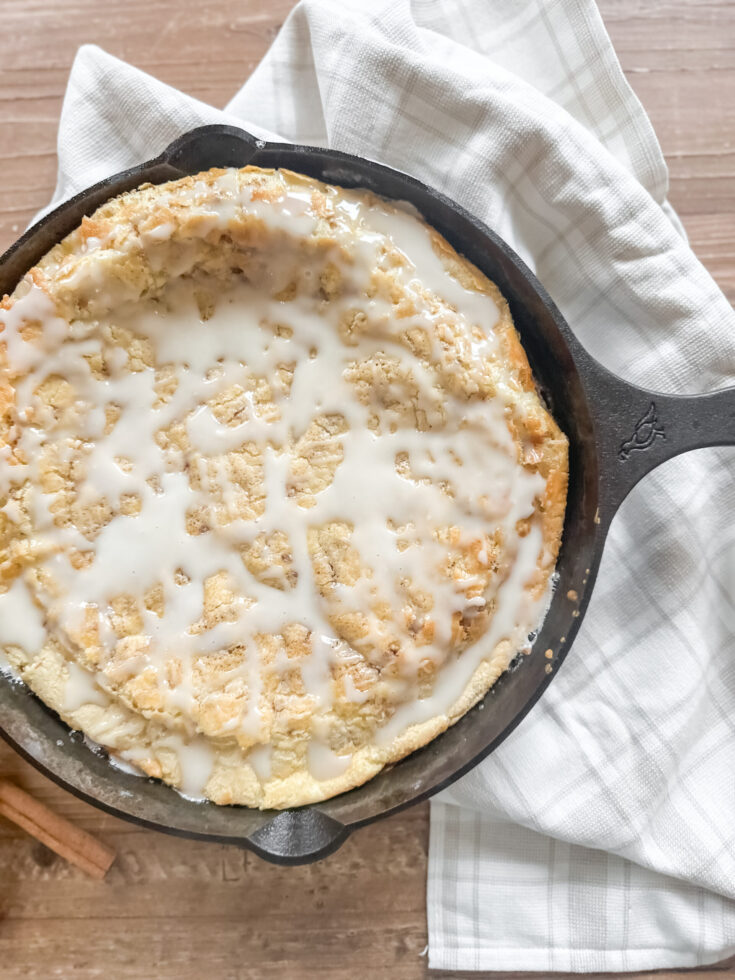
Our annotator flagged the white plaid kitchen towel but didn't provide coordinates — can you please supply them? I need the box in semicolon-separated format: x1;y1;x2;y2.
29;0;735;970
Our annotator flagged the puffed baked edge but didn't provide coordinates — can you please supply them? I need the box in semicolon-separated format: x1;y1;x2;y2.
0;166;568;808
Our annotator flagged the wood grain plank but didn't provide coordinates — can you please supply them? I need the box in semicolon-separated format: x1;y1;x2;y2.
0;1;733;978
0;742;429;980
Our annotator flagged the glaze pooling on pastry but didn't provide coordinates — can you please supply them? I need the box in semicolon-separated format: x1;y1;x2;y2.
0;166;568;807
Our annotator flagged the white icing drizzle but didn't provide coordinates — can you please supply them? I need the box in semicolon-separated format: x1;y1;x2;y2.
164;736;215;800
0;578;46;652
0;169;556;796
0;284;68;375
64;662;110;712
107;752;145;777
360;203;500;335
374;521;543;745
307;740;352;782
248;743;273;783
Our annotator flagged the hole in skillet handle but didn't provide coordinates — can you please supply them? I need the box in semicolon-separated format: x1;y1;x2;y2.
247;809;349;865
163;125;264;175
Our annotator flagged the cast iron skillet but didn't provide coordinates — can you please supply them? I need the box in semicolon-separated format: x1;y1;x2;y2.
1;125;733;864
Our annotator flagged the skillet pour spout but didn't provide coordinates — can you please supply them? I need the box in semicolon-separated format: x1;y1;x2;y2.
1;124;733;865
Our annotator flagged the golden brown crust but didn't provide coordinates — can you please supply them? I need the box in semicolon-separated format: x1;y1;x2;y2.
0;166;568;808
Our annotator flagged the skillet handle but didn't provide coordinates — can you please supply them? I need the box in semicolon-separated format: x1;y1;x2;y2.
162;124;264;174
588;356;735;525
246;809;349;865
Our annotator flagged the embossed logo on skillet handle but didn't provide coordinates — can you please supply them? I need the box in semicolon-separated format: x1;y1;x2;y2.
578;349;735;529
617;402;665;461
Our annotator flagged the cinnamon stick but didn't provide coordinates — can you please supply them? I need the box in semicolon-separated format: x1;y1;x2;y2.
0;778;116;879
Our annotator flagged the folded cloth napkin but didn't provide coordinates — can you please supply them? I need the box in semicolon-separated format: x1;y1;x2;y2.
31;0;735;970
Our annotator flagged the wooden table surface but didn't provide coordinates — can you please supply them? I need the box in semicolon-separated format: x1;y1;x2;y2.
0;0;733;977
